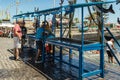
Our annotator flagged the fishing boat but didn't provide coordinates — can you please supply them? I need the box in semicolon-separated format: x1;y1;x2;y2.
76;23;89;32
78;26;89;32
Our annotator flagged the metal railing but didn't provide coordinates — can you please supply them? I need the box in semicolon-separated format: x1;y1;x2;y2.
106;27;120;47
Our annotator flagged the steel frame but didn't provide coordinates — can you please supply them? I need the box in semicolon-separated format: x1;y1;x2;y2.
13;1;116;80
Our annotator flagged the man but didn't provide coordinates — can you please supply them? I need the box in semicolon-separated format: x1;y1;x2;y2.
106;38;116;63
13;21;22;61
34;21;45;63
21;21;27;49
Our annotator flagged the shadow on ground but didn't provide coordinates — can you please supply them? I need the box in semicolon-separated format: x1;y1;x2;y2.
8;47;117;80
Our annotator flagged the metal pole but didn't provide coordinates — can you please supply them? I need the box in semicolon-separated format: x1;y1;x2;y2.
42;15;46;63
53;0;56;8
59;0;64;62
79;7;84;80
100;8;104;78
16;0;19;15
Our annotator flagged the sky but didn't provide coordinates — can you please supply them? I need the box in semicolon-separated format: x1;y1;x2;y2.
0;0;120;23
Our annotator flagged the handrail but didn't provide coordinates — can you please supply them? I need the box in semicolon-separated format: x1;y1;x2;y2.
106;43;120;66
62;26;68;37
62;27;69;38
106;27;120;48
66;30;69;38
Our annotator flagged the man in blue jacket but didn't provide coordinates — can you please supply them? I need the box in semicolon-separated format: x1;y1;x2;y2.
35;22;44;63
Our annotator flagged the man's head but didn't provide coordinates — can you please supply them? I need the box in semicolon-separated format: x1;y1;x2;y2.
21;21;25;27
42;21;49;27
17;21;25;27
110;38;114;43
16;20;21;24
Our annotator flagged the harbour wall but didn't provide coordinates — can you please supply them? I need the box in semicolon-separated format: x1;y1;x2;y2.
55;28;120;41
72;31;120;41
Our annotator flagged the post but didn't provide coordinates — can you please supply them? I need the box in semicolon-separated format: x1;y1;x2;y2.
79;7;84;80
59;0;64;61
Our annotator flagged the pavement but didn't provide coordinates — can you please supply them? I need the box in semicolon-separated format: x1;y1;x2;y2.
0;37;120;80
0;37;47;80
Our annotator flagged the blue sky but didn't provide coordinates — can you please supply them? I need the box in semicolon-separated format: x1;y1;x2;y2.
0;0;119;23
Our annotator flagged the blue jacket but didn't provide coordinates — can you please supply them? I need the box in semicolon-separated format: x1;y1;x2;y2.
35;27;44;40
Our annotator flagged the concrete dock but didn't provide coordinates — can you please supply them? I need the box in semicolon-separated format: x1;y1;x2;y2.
0;38;47;80
0;37;120;80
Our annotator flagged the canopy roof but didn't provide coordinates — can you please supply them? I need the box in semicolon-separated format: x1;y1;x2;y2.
0;23;14;28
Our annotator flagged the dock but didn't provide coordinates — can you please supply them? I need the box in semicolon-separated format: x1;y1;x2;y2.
0;38;48;80
0;37;120;80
